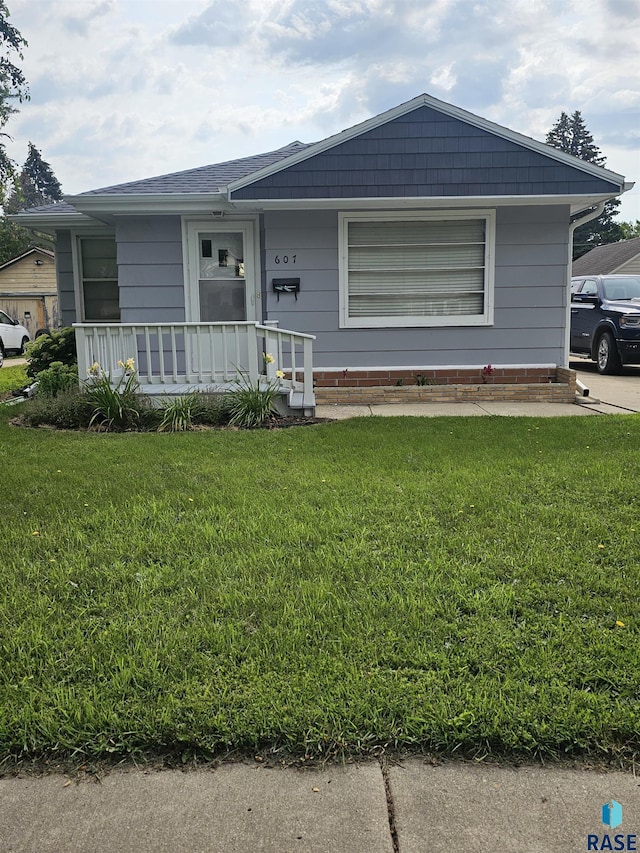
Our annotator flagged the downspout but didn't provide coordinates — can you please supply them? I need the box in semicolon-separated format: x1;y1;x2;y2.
563;200;606;368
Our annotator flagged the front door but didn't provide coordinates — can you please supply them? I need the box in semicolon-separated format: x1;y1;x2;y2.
187;221;257;323
185;221;258;380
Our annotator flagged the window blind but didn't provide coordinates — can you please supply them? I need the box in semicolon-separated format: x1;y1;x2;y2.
346;218;487;320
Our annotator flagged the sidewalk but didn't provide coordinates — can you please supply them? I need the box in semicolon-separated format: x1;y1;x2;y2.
316;400;608;418
1;759;637;852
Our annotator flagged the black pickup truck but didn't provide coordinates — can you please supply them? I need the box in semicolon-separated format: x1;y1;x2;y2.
570;275;640;374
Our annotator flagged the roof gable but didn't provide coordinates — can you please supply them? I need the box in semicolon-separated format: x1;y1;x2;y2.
0;247;54;272
230;94;624;202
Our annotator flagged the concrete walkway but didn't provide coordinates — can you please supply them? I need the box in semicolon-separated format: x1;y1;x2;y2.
1;759;638;852
315;400;604;419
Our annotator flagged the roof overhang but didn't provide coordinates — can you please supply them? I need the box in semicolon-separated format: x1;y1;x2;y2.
227;192;627;215
6;211;91;233
67;192;234;217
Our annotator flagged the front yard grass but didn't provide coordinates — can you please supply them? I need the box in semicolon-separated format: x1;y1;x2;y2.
0;363;28;398
1;411;638;765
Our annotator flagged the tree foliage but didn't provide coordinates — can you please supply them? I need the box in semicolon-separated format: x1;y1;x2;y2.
619;220;640;240
0;215;38;261
545;110;622;259
0;1;28;196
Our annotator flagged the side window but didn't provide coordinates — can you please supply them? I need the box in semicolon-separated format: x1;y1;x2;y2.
0;310;11;324
79;237;120;322
582;279;598;296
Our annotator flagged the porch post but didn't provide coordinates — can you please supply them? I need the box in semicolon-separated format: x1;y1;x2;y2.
303;336;314;410
73;325;89;386
247;324;260;384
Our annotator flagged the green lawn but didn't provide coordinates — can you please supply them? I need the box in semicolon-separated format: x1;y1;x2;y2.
0;363;28;397
1;410;639;764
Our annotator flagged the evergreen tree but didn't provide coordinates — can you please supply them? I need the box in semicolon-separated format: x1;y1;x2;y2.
0;144;62;264
0;0;28;197
546;110;622;259
4;142;62;212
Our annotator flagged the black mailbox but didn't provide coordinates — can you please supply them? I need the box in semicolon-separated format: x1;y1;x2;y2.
272;278;300;300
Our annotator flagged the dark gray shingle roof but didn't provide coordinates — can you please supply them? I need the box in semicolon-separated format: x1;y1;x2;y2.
573;237;640;275
18;201;80;216
80;142;313;196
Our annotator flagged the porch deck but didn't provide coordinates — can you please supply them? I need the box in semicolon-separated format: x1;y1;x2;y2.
73;321;316;414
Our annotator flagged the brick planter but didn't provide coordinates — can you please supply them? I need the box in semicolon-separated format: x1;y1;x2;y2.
314;367;576;405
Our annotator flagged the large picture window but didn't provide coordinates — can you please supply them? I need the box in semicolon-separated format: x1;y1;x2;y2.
339;211;495;328
79;237;120;322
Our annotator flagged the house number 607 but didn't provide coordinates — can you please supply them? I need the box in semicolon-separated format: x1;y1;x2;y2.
274;254;296;264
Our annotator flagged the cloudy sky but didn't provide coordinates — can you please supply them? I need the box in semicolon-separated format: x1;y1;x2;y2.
5;0;640;219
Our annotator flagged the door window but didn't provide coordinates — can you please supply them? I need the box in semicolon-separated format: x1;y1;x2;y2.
186;221;256;323
198;232;246;322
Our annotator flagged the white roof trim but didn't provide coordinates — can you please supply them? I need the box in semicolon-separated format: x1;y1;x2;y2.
67;192;232;213
10;188;626;226
7;211;92;230
229;191;623;214
227;93;625;194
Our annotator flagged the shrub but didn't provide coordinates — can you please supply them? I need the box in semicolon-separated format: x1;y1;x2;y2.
26;328;77;379
158;393;202;432
193;392;231;426
225;374;281;428
36;362;79;398
18;388;91;430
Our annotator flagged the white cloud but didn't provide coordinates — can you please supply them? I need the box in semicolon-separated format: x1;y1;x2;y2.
4;0;639;220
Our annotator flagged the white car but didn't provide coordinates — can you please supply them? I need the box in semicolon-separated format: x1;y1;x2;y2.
0;310;30;366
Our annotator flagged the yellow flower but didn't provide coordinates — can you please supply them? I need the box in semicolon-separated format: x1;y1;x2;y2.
597;544;605;549
32;531;39;536
117;357;135;372
616;620;625;627
263;352;275;364
87;362;101;377
276;370;285;379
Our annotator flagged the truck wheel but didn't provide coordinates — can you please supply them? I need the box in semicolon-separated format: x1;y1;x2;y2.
596;331;622;374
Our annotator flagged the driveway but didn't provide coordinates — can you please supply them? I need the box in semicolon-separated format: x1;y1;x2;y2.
570;356;640;413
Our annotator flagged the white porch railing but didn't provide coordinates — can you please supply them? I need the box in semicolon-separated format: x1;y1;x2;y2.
73;322;315;411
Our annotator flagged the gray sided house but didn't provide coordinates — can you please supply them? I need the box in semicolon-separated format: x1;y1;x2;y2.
14;94;630;411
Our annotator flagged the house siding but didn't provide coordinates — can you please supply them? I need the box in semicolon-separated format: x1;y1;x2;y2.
56;230;77;326
616;256;640;274
0;252;56;294
115;216;185;322
233;106;620;201
264;205;570;368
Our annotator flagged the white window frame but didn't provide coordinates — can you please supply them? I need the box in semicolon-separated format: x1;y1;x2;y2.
338;209;495;328
71;230;119;323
